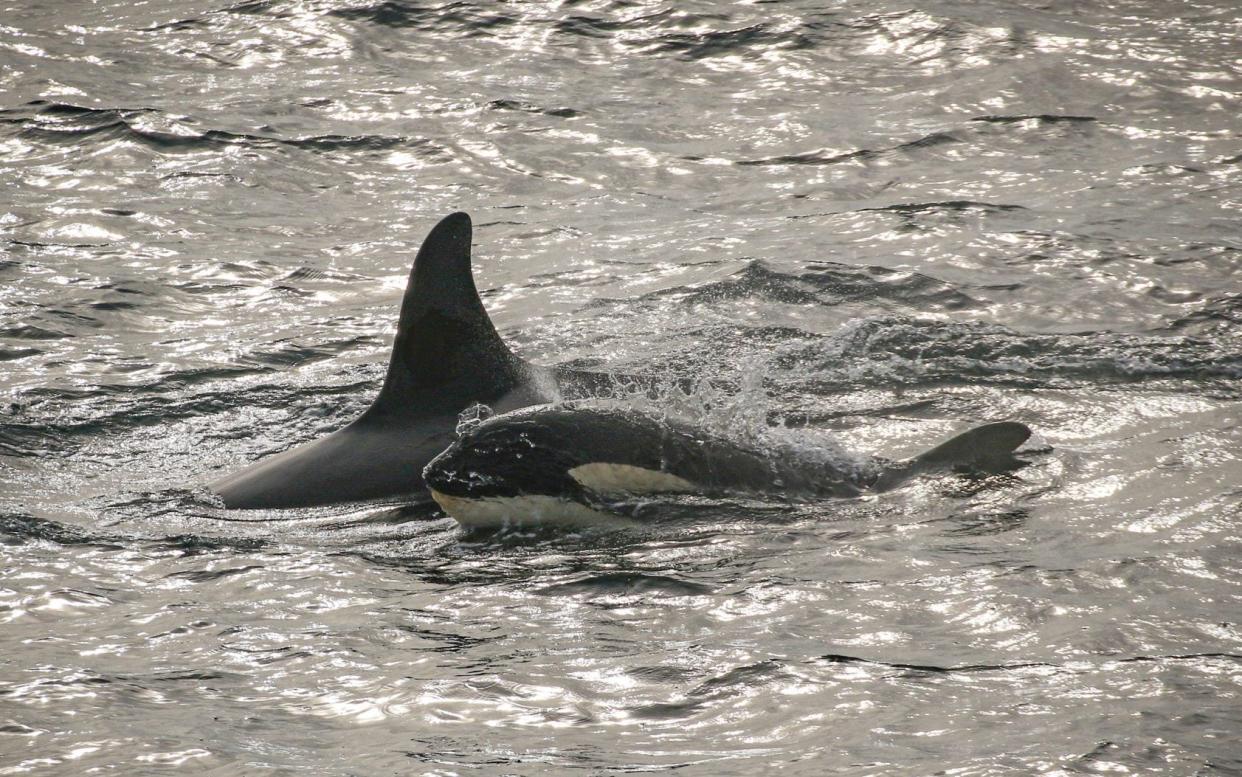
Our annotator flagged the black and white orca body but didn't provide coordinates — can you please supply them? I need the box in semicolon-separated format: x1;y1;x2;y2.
208;213;612;509
422;404;1032;528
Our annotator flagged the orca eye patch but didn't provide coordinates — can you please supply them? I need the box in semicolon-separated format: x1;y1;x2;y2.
424;428;586;500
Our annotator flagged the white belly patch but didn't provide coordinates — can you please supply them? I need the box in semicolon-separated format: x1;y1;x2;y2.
430;490;636;530
568;463;697;495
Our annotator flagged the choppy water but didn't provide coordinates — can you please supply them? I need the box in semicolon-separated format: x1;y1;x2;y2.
2;0;1240;774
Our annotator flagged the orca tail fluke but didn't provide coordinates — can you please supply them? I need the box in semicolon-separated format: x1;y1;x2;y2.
367;212;527;418
873;421;1032;491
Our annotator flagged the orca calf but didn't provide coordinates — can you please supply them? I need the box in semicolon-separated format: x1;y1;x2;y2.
209;213;612;509
422;404;1033;528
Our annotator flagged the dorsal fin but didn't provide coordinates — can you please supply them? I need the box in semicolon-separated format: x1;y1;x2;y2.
872;421;1031;491
909;421;1030;471
367;212;525;418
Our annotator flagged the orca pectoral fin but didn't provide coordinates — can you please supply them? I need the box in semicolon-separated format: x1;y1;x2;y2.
873;421;1032;491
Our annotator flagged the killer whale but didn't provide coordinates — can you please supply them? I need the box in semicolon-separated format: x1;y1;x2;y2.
209;212;612;509
422;403;1032;528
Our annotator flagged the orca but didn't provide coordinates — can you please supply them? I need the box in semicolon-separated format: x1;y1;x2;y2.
209;212;613;509
422;403;1033;528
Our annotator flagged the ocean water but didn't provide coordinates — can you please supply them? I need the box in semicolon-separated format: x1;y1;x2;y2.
1;0;1240;774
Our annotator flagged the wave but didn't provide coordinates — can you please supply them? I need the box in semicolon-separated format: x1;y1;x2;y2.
537;571;713;597
852;200;1030;230
0;514;118;546
972;114;1096;124
629;659;784;721
574;258;1240;389
858;200;1026;216
0;347;42;361
817;651;1242;675
590;260;982;313
1162;293;1242;335
0;513;273;554
329;1;520;34
736;131;961;168
555;7;812;62
2;100;445;159
0;371;376;456
626;649;1242;725
323;3;1016;70
630;23;814;61
773;316;1242;387
485;99;580;119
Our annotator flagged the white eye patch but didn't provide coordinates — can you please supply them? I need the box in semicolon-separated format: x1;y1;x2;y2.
568;463;697;495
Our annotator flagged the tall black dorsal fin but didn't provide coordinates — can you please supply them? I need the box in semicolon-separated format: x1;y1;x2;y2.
367;212;525;417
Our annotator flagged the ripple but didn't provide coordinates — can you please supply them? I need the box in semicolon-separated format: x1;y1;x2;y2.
537;571;714;598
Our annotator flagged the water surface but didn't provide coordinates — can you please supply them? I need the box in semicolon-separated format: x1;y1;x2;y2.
1;1;1240;774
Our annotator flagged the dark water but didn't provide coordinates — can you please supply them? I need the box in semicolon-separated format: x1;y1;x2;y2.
2;0;1240;774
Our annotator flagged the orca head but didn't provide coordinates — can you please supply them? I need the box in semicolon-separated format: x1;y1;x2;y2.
422;406;702;529
423;413;587;503
422;413;624;528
